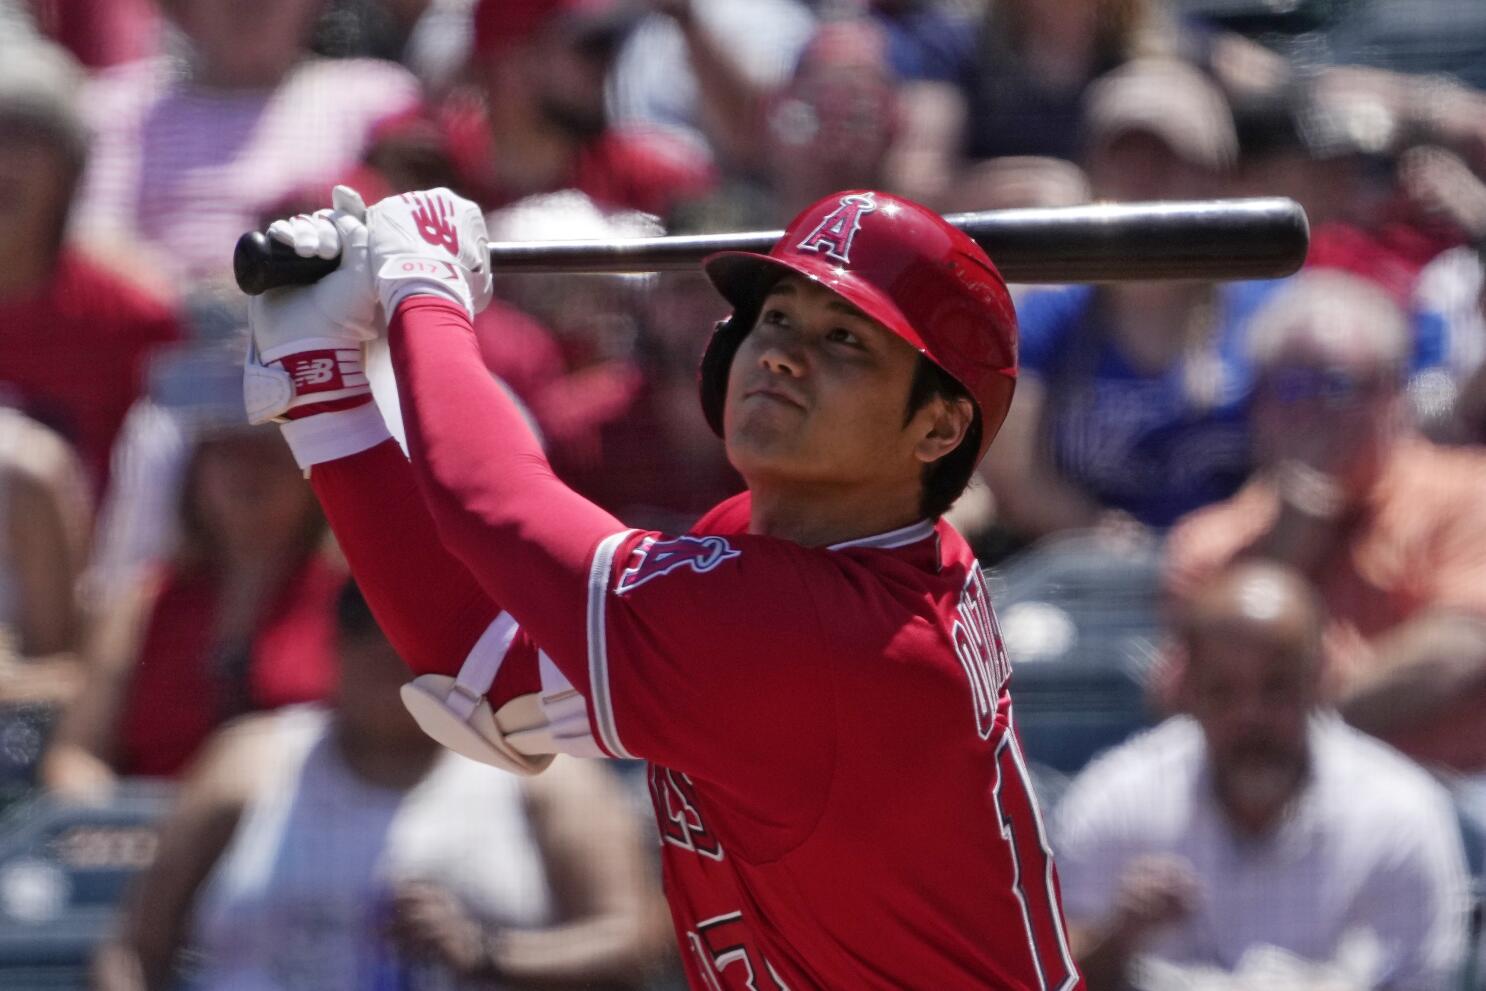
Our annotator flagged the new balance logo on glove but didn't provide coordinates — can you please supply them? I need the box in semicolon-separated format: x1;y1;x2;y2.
245;344;372;425
280;349;367;396
282;350;365;392
291;357;336;387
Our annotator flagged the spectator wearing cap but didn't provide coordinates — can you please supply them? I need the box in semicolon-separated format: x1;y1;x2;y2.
1295;68;1485;314
71;0;420;283
1165;271;1486;772
1054;561;1469;991
983;59;1283;542
0;38;181;495
434;0;715;218
41;345;341;797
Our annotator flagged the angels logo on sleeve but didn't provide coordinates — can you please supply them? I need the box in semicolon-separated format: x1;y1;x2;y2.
617;535;741;594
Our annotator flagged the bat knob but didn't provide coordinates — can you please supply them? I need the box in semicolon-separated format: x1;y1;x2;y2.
233;230;341;296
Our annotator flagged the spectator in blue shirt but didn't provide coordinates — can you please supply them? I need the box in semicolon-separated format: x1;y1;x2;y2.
984;59;1283;538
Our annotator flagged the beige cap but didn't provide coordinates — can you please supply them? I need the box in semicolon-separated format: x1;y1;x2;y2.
0;38;86;155
1085;58;1238;171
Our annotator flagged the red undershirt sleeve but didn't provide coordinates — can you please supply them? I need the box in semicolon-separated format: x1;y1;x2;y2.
387;295;627;704
308;439;500;679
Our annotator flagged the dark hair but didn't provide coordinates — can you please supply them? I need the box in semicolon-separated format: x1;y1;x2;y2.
905;356;981;519
335;579;382;640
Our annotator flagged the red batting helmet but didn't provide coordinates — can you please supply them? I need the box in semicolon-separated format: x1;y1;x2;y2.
698;190;1018;466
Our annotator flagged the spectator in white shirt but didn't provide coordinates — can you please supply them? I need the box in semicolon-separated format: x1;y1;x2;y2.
1052;560;1471;991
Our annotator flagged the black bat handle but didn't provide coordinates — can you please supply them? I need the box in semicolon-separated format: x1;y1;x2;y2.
233;231;341;296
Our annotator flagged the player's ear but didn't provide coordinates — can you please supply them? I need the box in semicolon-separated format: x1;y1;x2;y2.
914;396;973;466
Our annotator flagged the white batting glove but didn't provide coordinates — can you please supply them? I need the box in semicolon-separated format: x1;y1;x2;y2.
365;188;494;321
245;185;391;469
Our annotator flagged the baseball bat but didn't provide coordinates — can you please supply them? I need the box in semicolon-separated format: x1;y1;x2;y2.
233;197;1308;295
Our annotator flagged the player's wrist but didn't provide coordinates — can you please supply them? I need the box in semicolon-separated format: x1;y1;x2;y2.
279;393;374;420
375;257;476;320
278;401;392;470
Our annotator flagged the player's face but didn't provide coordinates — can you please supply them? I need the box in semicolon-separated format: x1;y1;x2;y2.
723;274;932;499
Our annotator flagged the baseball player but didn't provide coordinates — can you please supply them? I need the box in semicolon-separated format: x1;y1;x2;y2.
244;185;1080;990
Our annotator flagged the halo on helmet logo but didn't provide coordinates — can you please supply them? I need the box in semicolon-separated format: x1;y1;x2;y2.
795;192;877;264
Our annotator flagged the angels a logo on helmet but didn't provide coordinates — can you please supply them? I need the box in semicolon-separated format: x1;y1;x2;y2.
795;192;877;264
617;535;741;595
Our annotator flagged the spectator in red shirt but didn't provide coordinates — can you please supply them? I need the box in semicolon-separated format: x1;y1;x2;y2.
41;385;340;797
441;0;716;217
0;39;180;493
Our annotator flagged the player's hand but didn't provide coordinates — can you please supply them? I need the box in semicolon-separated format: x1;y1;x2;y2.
244;185;379;424
365;188;493;321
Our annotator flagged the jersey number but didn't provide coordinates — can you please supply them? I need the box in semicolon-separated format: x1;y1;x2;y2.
688;912;790;991
993;735;1080;991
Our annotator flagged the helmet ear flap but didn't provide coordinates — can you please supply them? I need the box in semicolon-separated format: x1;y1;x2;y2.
698;303;759;436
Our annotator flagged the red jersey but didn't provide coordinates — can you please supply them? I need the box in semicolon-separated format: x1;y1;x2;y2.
308;297;1080;989
595;496;1078;989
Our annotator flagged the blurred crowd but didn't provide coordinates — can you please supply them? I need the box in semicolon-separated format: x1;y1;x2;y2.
3;0;1486;987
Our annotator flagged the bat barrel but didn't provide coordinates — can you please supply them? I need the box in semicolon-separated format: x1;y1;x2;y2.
488;198;1308;282
947;198;1309;283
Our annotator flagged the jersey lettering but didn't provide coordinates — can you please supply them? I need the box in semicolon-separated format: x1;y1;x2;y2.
795;192;876;264
618;535;740;594
951;565;1012;739
690;911;791;991
405;192;460;255
651;766;724;861
992;732;1079;991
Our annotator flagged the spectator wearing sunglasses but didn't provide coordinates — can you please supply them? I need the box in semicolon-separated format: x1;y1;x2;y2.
1164;270;1486;772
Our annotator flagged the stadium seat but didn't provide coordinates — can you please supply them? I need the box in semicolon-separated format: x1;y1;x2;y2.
0;781;175;991
988;531;1162;775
